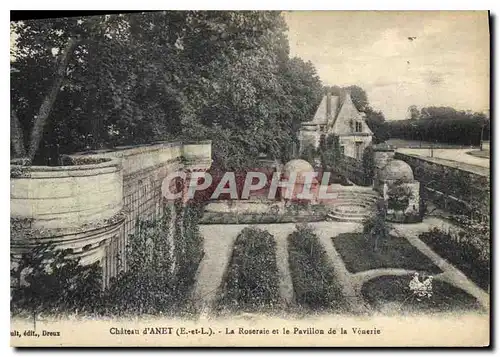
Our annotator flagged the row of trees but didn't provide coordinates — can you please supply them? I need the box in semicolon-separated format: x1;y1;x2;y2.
11;11;323;168
386;106;490;146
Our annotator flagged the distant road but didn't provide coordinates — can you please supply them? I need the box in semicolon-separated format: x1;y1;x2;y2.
396;148;490;176
386;138;477;149
386;138;490;176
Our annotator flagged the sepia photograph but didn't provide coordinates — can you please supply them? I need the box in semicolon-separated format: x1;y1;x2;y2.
9;9;490;347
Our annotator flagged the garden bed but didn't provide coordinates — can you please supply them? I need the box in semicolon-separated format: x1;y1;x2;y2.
288;225;346;312
419;228;489;291
362;275;483;314
215;227;280;314
333;233;442;274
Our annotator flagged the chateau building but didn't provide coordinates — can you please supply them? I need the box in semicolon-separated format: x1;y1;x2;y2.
299;91;373;160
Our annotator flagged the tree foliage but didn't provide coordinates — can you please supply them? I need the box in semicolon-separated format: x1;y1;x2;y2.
362;145;375;185
11;11;323;167
363;199;392;252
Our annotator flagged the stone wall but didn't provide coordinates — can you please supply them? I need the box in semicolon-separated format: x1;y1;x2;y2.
11;141;212;287
394;152;490;221
337;155;371;186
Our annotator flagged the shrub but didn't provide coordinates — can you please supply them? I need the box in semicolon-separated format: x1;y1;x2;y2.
216;227;280;313
387;182;414;212
287;224;344;311
11;244;102;316
362;200;392;252
419;227;490;291
319;134;341;171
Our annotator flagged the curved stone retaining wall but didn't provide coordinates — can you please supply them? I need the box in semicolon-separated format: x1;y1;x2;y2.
11;141;212;288
11;157;123;229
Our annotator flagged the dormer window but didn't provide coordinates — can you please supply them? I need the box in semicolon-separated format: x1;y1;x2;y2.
355;122;363;132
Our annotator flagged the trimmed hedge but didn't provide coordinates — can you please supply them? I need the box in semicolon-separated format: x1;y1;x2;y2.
216;227;280;313
419;227;490;291
287;225;345;311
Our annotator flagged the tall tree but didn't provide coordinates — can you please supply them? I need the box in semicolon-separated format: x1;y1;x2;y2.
408;105;420;120
344;85;369;112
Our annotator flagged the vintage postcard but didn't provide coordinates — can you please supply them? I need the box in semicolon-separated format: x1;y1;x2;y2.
10;10;490;347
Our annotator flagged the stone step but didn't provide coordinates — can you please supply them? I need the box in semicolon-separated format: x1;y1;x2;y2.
334;207;373;214
333;190;379;195
334;193;378;197
331;210;372;218
326;213;367;222
332;200;376;206
333;195;378;200
330;203;376;210
334;194;379;201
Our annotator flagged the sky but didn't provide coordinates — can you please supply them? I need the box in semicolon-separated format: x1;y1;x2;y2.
283;11;490;120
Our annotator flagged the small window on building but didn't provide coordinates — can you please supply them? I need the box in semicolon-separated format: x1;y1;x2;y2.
355;122;362;132
340;146;345;155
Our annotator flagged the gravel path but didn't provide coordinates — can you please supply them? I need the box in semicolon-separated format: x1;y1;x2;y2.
194;217;489;315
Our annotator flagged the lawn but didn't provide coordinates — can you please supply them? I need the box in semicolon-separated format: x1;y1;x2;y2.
333;233;442;274
467;149;490;159
362;275;483;314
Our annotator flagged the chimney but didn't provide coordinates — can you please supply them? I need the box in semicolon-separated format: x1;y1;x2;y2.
326;92;331;118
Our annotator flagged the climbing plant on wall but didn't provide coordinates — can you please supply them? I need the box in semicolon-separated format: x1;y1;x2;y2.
362;145;375;186
319;134;340;171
